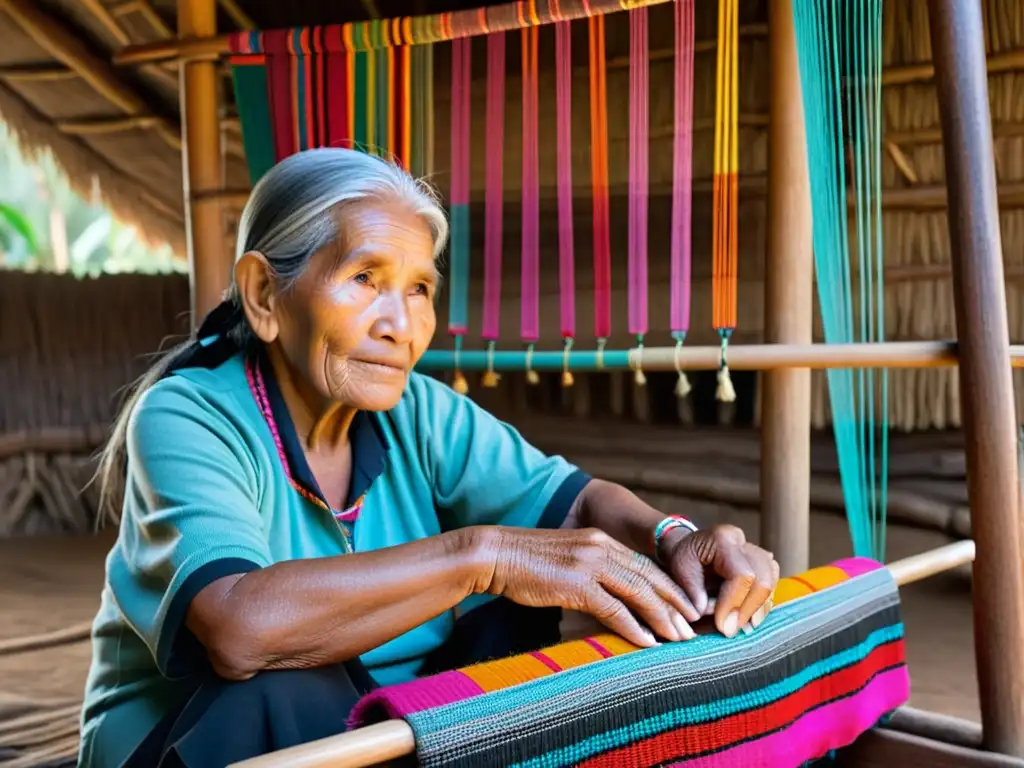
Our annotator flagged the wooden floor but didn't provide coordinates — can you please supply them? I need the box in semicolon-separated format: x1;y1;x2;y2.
0;434;982;764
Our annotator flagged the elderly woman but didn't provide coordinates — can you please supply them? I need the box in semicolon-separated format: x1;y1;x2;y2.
79;148;778;768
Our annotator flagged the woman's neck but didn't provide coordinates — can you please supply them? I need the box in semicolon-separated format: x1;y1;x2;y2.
265;344;356;452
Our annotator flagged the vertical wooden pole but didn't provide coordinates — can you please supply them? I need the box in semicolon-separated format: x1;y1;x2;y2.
759;0;812;576
928;0;1024;756
179;0;226;328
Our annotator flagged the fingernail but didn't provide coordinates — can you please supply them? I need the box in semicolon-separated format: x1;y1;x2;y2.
723;610;740;638
643;630;660;647
740;622;753;636
751;606;765;629
673;613;696;640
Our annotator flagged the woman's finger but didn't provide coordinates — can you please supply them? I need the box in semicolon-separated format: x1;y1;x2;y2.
599;556;689;642
734;544;778;629
619;548;700;624
585;586;660;648
713;546;758;638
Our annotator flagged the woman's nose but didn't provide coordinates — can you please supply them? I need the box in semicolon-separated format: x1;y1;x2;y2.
373;292;412;344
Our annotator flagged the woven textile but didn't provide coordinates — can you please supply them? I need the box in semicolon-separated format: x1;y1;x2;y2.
349;558;909;767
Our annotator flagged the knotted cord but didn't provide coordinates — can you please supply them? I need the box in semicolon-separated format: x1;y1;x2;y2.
628;6;650;388
448;36;472;394
712;0;739;403
671;0;695;400
555;19;576;388
481;31;507;389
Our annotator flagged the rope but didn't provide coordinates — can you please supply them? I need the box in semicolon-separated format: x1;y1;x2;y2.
448;37;472;394
589;14;612;345
712;0;739;403
555;19;576;388
628;7;650;388
792;0;888;560
481;31;506;389
521;25;541;356
671;0;695;399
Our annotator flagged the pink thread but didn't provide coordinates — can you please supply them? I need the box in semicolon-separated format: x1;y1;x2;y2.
555;20;576;340
670;0;695;337
482;31;506;342
520;25;540;343
246;359;293;483
628;6;649;338
450;38;471;206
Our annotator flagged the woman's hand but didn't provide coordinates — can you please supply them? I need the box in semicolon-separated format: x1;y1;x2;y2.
480;527;702;648
661;524;780;639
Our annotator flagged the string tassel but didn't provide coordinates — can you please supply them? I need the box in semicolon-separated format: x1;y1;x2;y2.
633;337;647;387
675;371;692;399
561;338;574;388
716;366;736;403
526;344;540;385
452;371;469;395
481;341;500;388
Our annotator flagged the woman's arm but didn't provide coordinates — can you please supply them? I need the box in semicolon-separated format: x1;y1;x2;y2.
186;528;491;680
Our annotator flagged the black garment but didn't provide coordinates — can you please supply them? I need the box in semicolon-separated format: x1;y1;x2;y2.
123;599;562;768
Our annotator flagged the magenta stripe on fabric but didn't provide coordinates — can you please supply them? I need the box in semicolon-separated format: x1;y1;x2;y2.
529;651;563;673
669;668;910;768
832;557;885;579
482;31;506;342
346;670;484;729
627;6;649;338
555;20;575;340
583;637;615;659
670;0;695;337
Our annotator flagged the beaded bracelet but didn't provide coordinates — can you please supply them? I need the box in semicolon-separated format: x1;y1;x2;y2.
652;515;698;564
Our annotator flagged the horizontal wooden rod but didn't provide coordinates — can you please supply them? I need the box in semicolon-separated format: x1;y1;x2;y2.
0;63;78;81
886;540;976;587
416;341;1024;373
229;542;975;768
56;115;164;136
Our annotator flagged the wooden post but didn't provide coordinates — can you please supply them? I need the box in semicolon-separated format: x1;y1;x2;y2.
927;0;1024;756
759;0;813;576
179;0;226;328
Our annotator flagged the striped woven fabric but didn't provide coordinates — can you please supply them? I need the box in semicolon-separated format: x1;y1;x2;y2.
349;558;909;767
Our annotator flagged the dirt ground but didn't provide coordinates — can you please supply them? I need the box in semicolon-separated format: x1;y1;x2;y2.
0;504;980;727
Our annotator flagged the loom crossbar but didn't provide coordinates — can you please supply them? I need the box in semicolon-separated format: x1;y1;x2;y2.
415;341;1024;373
227;541;975;768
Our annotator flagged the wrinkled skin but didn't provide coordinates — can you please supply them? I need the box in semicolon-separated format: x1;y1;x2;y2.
190;201;778;682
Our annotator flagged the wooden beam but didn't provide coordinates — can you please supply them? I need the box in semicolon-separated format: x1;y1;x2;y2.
55;115;167;137
0;63;78;82
180;0;228;328
928;0;1024;756
75;0;177;90
761;0;812;578
216;0;255;31
0;0;182;152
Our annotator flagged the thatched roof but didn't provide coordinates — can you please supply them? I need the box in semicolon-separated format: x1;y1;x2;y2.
0;0;499;255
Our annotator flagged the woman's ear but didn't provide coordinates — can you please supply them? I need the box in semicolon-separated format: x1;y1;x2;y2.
235;251;279;343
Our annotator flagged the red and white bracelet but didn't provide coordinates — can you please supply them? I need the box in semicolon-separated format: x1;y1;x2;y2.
652;515;698;564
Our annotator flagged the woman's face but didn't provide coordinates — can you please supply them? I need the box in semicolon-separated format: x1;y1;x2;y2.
272;200;439;412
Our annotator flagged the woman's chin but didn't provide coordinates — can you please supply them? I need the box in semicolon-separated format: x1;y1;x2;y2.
342;377;408;412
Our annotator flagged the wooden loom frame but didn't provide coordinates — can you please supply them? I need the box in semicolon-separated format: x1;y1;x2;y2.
137;0;1024;764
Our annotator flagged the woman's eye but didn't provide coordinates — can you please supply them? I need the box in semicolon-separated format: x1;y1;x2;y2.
354;272;371;285
412;283;429;296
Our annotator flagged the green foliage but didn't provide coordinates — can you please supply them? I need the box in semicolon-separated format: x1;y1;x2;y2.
0;202;38;256
0;120;185;275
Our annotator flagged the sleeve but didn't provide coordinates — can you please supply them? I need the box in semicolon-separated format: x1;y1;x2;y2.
108;377;274;679
413;375;592;532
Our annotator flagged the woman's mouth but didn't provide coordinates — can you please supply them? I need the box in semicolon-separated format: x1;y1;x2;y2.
351;359;406;377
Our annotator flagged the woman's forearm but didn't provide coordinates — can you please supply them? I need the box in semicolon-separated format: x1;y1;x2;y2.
187;527;496;679
572;479;686;559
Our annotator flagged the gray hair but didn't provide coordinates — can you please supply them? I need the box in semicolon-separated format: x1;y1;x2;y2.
94;148;449;521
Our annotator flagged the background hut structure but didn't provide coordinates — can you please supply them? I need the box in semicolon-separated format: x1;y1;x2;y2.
1;0;1022;538
1;0;1023;765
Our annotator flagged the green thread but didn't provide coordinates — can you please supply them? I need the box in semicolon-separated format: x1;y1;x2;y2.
792;0;888;560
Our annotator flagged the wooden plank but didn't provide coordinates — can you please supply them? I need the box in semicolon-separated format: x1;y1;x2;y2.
837;728;1024;768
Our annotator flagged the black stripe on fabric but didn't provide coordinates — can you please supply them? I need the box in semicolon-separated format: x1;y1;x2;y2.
157;558;264;679
650;658;908;767
430;602;902;768
538;469;592;530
